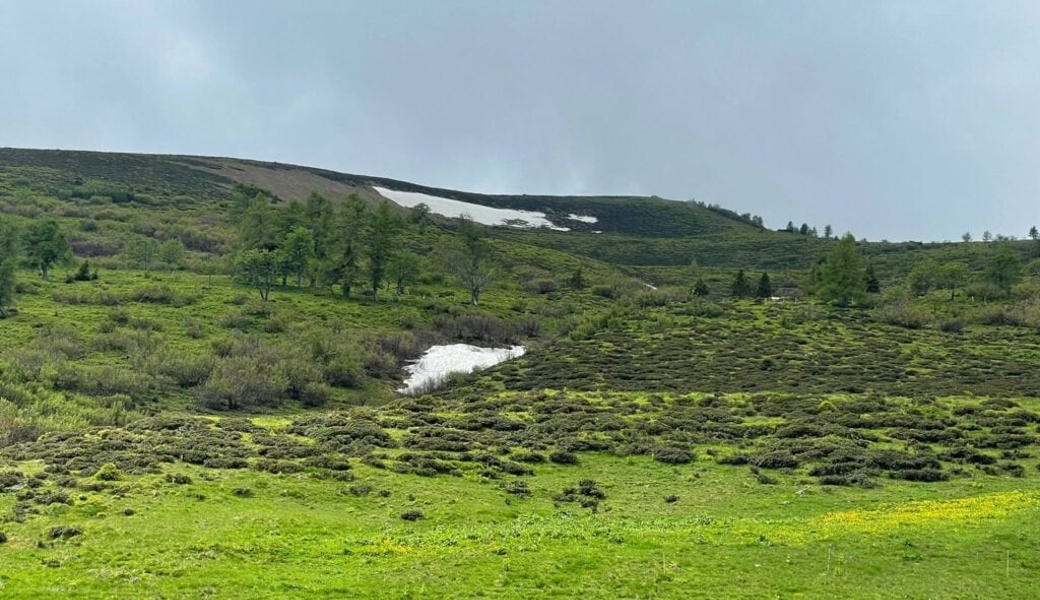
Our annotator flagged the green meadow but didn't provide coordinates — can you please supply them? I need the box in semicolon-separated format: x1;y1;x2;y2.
1;149;1039;599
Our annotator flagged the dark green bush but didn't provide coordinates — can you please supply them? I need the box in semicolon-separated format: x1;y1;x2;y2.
548;450;578;465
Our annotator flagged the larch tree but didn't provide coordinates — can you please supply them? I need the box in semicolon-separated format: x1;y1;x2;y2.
304;192;335;286
387;251;421;297
984;249;1021;298
24;219;69;280
818;233;867;307
279;226;314;287
333;194;367;299
235;248;278;301
366;200;401;298
453;216;496;306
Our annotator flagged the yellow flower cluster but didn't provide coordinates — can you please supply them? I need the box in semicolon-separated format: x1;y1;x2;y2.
810;491;1040;539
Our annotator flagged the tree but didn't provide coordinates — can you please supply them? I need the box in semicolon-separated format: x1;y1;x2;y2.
67;260;96;283
756;272;772;298
824;225;833;239
984;249;1021;298
126;237;159;270
0;218;18;316
568;267;587;290
387;251;421;296
730;270;752;298
962;232;972;243
278;226;314;287
799;223;810;236
906;260;939;296
786;221;796;233
818;233;867;306
453;216;496;305
238;196;280;251
865;264;880;293
158;239;186;268
24;219;69;280
1029;226;1038;241
235;248;278;301
409;203;432;230
332;194;367;299
692;278;710;297
304;192;335;286
937;262;969;300
366;200;401;298
982;230;993;242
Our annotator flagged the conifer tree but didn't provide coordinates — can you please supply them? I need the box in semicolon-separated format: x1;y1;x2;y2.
730;270;752;298
756;272;772;298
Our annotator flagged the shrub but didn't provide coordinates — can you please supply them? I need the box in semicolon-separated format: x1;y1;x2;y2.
653;447;693;464
400;509;424;521
548;450;578;465
49;525;83;539
577;479;606;499
128;285;176;304
502;480;530;497
512;451;546;463
874;302;930;329
202;457;249;469
890;468;948;482
525;278;559;295
749;450;799;469
93;463;123;481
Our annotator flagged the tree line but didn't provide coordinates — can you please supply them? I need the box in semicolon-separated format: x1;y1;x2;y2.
231;186;495;305
718;233;1031;306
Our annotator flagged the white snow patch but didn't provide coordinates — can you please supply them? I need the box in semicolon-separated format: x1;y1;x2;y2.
397;344;526;395
567;213;599;224
373;186;568;231
643;283;658;290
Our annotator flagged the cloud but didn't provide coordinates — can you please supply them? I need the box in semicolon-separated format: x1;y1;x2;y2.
1;0;1038;240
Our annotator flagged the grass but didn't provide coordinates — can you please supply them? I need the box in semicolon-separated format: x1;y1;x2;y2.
0;453;1037;598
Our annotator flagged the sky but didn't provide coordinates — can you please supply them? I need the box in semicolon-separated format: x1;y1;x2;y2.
2;0;1039;241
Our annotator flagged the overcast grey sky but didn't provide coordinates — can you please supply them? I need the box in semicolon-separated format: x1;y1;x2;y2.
2;1;1038;241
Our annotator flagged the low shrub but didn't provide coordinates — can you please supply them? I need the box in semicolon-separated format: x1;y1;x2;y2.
653;447;693;464
548;450;578;465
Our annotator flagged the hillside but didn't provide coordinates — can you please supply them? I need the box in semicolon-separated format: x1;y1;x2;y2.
0;148;1039;599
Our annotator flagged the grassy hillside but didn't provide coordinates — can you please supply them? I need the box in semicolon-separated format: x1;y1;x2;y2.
1;148;1039;599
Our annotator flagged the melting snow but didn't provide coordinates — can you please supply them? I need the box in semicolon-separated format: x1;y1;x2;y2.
397;344;526;395
373;186;569;231
568;213;599;224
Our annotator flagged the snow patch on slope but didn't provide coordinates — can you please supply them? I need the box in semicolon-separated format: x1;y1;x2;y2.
373;186;568;231
397;344;526;395
568;213;598;224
